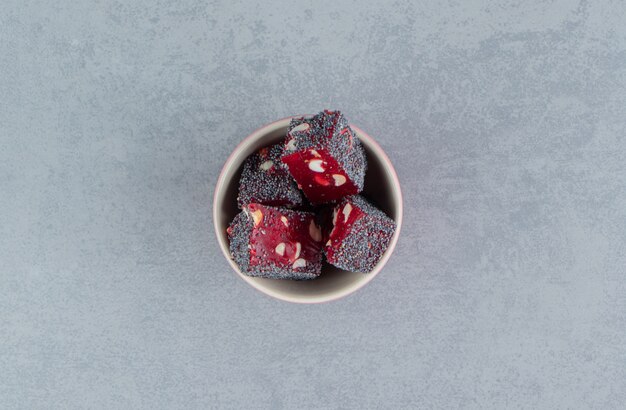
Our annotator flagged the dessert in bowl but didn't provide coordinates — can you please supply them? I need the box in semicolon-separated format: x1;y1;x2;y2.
213;111;402;303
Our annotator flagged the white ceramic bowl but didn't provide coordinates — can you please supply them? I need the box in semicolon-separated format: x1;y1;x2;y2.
213;116;403;303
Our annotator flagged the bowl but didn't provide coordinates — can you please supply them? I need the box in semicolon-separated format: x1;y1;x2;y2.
213;115;403;303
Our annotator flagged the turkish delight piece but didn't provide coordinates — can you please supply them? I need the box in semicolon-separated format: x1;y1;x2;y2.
281;110;366;204
227;203;323;280
324;195;396;273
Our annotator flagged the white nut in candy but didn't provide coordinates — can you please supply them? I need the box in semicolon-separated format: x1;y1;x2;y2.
342;203;352;223
285;138;297;151
310;149;321;158
292;258;307;269
332;174;346;186
280;216;288;227
293;242;301;259
308;159;325;173
275;243;286;256
309;220;322;242
250;209;263;226
259;160;273;171
290;123;310;133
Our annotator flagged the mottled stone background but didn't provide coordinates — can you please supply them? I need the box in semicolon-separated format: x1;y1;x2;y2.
1;0;625;408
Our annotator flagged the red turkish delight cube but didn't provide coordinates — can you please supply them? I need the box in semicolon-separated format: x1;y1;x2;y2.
281;110;366;204
227;203;323;280
237;143;303;208
323;195;396;273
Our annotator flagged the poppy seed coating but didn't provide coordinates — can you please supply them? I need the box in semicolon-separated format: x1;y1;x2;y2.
227;210;253;274
237;143;303;208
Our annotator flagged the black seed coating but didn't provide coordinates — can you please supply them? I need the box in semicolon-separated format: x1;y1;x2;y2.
237;142;303;208
326;195;396;273
227;210;253;274
247;261;321;281
347;195;393;222
286;110;367;191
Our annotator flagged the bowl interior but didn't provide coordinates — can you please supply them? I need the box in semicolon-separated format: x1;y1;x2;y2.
213;118;402;303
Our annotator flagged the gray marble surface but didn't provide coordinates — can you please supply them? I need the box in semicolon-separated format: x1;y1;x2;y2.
2;1;626;408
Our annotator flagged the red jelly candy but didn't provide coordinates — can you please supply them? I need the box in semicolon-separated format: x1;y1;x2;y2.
237;143;303;208
281;110;366;204
324;195;396;273
228;203;323;280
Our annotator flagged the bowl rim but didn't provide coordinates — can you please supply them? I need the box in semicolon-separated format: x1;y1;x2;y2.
212;115;403;304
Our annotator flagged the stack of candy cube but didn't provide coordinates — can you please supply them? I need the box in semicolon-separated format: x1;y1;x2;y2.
227;110;396;280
